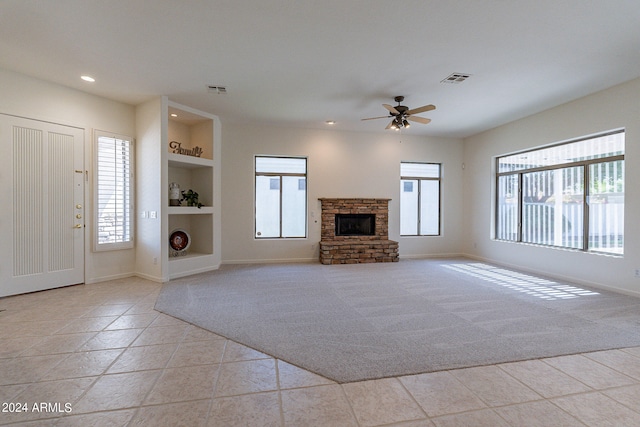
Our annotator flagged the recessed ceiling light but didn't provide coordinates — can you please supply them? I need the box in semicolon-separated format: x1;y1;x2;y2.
81;75;95;82
325;120;336;125
170;113;178;117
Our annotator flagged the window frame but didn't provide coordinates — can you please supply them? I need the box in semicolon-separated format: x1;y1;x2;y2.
400;161;442;236
495;130;624;254
93;130;134;252
254;155;308;239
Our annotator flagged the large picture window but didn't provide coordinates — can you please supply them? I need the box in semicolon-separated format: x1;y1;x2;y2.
94;131;134;251
255;156;307;238
400;162;441;236
496;130;624;254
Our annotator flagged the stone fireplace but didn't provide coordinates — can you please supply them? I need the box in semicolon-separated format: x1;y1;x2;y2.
318;198;399;264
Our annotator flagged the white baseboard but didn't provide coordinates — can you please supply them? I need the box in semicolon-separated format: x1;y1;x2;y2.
84;272;135;284
222;255;468;265
169;264;221;280
399;252;465;260
221;257;317;265
134;272;165;283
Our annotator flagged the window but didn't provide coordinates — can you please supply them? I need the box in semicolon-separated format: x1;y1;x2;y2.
255;156;307;238
400;162;441;236
496;130;624;254
94;131;134;251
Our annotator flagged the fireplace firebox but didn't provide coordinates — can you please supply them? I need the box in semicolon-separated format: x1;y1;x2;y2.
335;214;375;236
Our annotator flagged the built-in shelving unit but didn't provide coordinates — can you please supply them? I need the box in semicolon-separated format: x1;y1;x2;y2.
167;206;214;215
135;97;221;282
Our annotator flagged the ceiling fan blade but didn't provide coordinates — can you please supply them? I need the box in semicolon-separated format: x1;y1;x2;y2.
406;116;431;124
383;104;400;115
385;120;396;130
361;115;390;121
406;104;436;115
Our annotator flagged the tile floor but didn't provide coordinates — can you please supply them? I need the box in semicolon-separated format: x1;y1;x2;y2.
2;277;640;426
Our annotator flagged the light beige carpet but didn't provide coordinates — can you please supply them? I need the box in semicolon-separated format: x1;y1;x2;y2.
155;258;640;383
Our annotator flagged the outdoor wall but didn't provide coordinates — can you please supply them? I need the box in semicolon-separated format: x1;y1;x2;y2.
463;77;640;295
221;124;464;263
0;68;137;283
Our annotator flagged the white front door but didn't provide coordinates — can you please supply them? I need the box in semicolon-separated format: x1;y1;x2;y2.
0;115;84;297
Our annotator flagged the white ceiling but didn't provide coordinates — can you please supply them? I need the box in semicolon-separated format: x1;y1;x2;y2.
2;1;640;138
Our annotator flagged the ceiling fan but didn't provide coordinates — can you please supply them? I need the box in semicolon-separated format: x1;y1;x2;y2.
362;96;435;130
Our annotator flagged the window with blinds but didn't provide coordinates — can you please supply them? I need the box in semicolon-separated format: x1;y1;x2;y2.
94;131;134;251
496;130;624;254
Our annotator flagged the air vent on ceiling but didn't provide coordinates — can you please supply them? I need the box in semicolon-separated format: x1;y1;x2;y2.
207;85;227;94
441;73;471;84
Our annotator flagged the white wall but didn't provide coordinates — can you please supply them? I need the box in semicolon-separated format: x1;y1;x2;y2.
0;68;137;283
135;97;166;281
463;77;640;295
9;65;636;292
221;124;464;263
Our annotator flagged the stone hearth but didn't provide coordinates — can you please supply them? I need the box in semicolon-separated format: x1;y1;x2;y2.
318;198;399;264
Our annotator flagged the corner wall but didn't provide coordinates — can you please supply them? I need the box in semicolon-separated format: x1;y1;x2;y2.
221;124;464;263
463;77;640;295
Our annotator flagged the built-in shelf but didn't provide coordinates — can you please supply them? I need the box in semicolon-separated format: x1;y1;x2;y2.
136;97;220;282
166;100;219;279
167;152;213;169
168;251;211;261
167;206;213;215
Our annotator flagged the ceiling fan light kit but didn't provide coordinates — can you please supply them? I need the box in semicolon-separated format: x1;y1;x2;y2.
362;95;435;130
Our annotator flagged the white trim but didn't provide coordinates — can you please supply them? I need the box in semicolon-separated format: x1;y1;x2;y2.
222;257;317;265
85;272;135;284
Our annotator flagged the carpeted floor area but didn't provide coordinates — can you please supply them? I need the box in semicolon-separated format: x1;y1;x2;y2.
155;258;640;383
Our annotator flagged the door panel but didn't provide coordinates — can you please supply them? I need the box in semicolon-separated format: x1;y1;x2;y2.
1;115;84;297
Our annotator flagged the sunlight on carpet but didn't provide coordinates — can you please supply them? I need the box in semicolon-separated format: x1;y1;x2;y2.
443;263;600;300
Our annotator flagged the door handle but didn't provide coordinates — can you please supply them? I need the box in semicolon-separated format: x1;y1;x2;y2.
73;224;83;229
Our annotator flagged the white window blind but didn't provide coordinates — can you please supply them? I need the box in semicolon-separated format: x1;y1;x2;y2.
94;131;134;251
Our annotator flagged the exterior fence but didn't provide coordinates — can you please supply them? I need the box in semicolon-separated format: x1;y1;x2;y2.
497;196;623;254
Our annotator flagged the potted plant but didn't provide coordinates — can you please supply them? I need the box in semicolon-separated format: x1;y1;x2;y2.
181;189;203;208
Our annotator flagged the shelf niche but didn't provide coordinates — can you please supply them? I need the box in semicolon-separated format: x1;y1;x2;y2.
169;214;214;257
168;163;213;207
135;97;221;282
168;106;213;160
